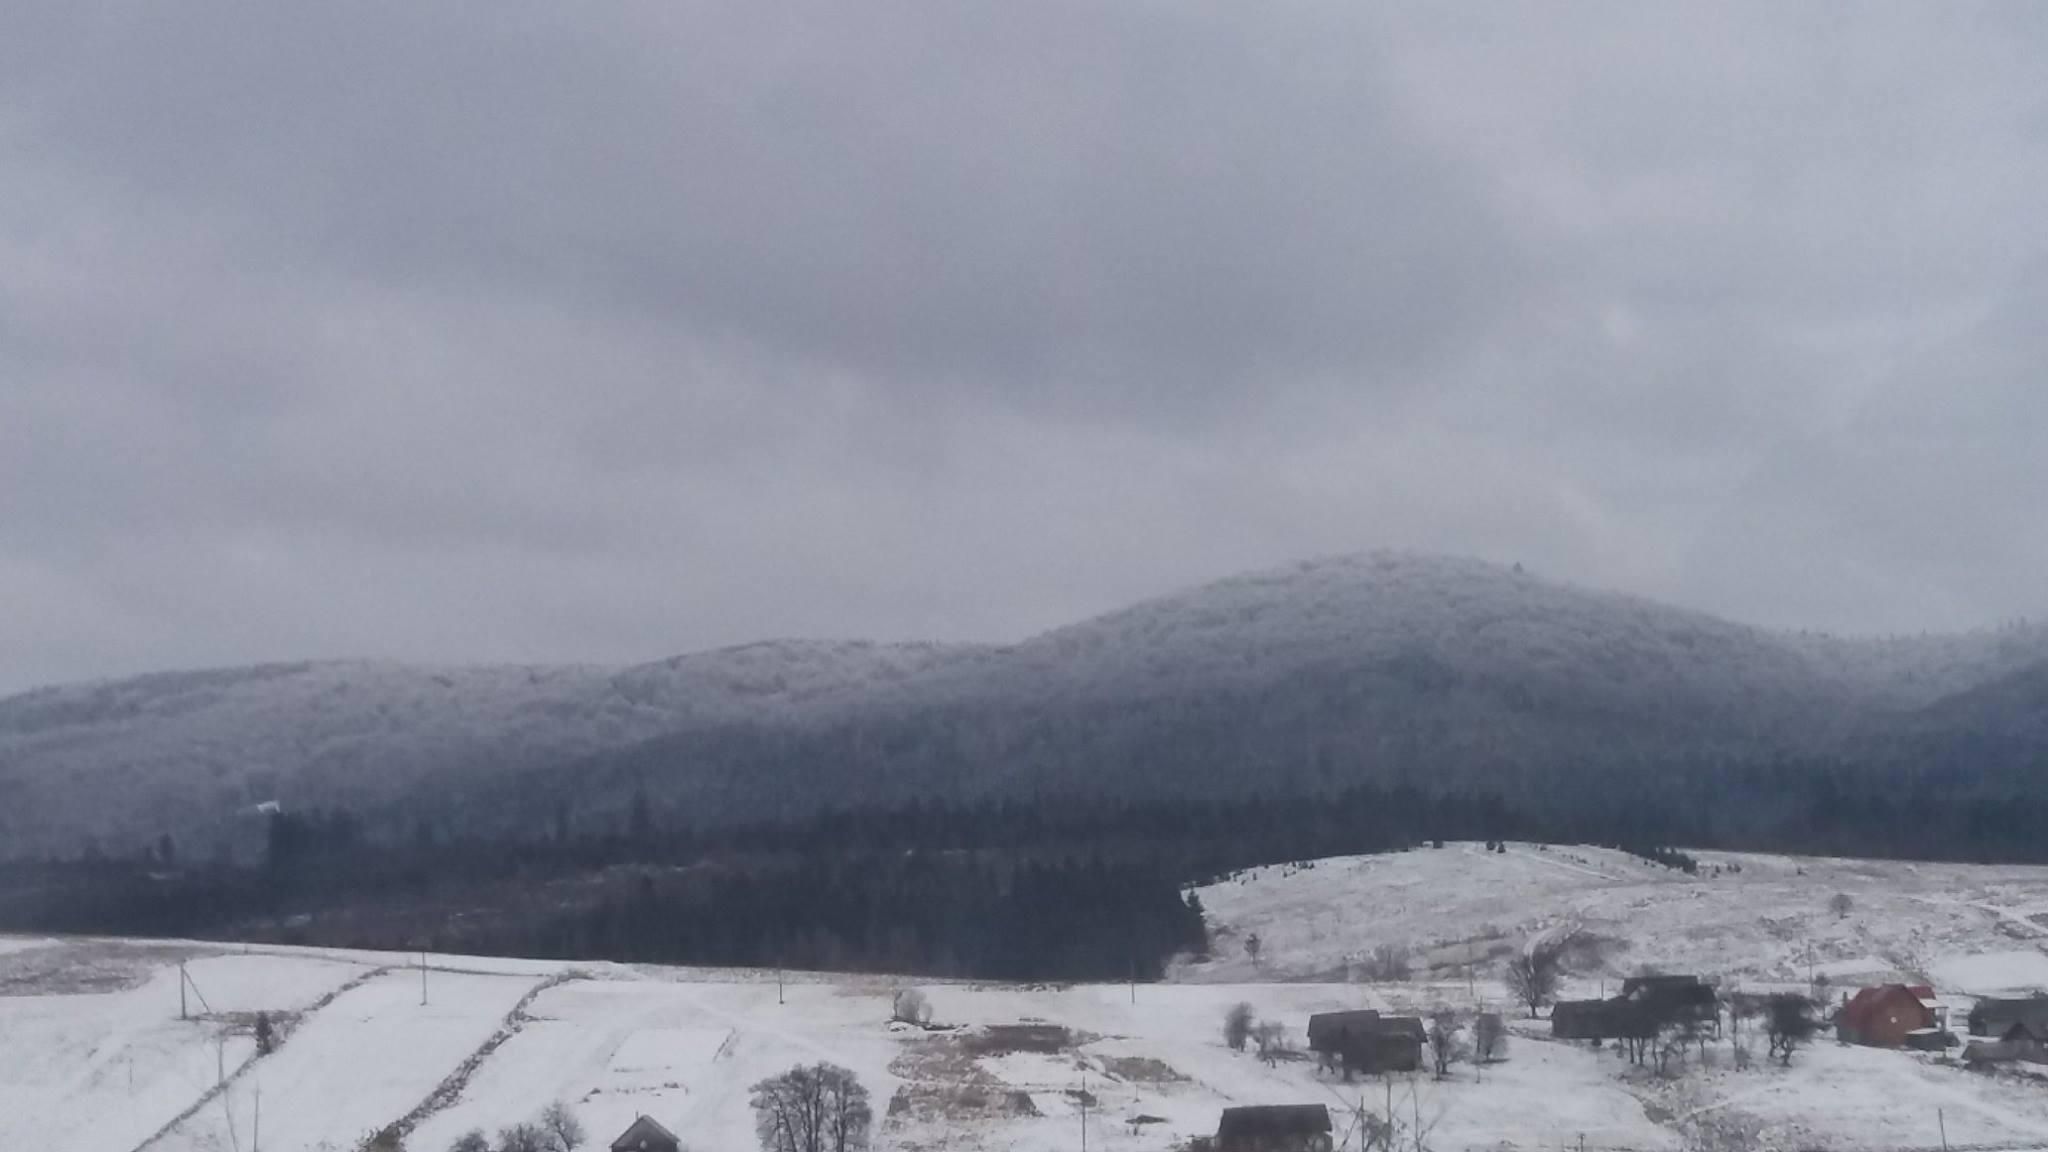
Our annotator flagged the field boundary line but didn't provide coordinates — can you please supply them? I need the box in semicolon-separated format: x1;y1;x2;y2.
130;964;393;1152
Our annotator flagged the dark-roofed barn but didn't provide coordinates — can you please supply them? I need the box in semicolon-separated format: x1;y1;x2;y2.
1216;1104;1333;1152
1620;975;1718;1028
1307;1011;1422;1077
1969;997;2048;1039
1308;1011;1380;1073
610;1115;681;1152
1551;999;1613;1041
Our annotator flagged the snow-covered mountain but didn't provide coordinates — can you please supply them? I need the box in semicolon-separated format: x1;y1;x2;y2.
4;552;2045;858
562;553;2048;818
0;641;984;858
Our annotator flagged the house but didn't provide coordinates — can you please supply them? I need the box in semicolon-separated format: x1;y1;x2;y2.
1619;975;1718;1029
1553;975;1718;1045
610;1115;681;1152
1308;1011;1423;1076
1215;1104;1333;1152
1967;996;2048;1038
1837;984;1940;1048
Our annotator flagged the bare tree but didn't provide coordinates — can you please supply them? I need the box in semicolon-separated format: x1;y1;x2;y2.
254;1010;275;1056
1426;1010;1465;1079
541;1100;587;1152
1252;1020;1290;1066
1505;937;1566;1018
891;988;932;1026
1763;994;1818;1066
1223;1001;1255;1051
1245;932;1262;968
1653;1020;1699;1077
448;1132;490;1152
1472;1013;1507;1063
1827;893;1853;919
751;1062;873;1152
500;1123;552;1152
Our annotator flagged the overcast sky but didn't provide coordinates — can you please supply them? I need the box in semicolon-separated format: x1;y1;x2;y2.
4;2;2047;692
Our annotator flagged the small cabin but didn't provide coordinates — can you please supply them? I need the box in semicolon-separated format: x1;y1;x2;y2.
1215;1104;1333;1152
610;1115;681;1152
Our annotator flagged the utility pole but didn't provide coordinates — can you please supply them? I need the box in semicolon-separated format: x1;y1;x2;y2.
218;1036;240;1152
420;949;428;1007
254;1084;262;1152
180;962;188;1020
1410;1082;1421;1152
777;967;784;1006
1079;1073;1088;1152
1938;1107;1948;1152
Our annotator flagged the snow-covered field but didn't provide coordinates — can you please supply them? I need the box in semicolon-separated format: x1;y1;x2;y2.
1183;842;2048;995
10;845;2048;1152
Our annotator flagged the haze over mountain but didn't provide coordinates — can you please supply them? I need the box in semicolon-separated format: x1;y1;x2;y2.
4;552;2046;859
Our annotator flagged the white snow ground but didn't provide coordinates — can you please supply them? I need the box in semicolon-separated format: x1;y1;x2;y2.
1181;842;2048;995
11;845;2048;1151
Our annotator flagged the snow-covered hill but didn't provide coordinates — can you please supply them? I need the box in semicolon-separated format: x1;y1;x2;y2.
1182;842;2048;994
14;846;2048;1152
6;551;2048;857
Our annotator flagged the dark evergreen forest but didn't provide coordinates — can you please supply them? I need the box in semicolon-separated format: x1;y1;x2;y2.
4;760;2048;981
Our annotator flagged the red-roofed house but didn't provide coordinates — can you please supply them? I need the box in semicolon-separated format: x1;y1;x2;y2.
1838;984;1941;1048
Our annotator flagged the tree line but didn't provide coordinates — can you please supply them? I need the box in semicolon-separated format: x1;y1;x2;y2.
0;784;1515;979
9;756;2048;981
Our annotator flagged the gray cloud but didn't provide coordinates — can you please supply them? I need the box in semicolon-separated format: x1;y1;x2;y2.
2;1;2046;692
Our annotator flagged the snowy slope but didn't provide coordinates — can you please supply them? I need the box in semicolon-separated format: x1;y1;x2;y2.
1183;842;2048;993
0;949;365;1152
158;967;537;1152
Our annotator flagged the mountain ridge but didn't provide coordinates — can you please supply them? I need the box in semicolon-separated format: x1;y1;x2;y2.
4;551;2046;858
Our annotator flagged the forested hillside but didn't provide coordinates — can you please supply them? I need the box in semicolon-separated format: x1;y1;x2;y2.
5;552;2047;861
